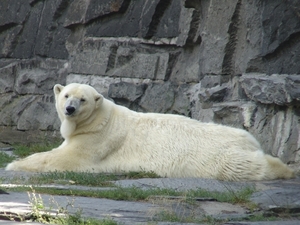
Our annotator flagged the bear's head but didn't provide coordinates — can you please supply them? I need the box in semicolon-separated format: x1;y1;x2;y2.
53;83;103;124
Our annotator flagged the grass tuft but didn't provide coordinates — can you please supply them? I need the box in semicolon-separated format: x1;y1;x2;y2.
191;187;255;204
0;152;16;167
123;171;161;179
28;171;118;187
26;187;119;225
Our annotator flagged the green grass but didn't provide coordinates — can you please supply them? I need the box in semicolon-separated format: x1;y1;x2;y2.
0;151;16;167
12;141;61;158
28;171;119;187
4;185;256;203
25;170;160;187
28;213;119;225
121;170;161;179
188;186;254;204
6;186;180;201
63;217;119;225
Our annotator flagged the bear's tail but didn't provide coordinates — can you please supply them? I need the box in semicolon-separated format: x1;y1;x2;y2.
264;154;295;180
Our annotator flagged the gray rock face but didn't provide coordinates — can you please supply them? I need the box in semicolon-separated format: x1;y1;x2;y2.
259;0;300;75
0;59;66;133
0;0;300;168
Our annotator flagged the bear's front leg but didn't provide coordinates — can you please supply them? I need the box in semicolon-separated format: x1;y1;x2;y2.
5;144;88;172
5;150;55;172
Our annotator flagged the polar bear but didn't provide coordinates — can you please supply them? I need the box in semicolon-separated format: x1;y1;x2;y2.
6;83;295;181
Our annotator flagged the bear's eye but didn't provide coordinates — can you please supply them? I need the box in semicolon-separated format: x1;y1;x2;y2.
80;98;86;102
65;94;69;99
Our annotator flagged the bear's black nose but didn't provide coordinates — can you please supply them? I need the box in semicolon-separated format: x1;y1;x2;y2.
66;106;76;115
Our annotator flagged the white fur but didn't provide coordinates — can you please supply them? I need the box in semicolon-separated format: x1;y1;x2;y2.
6;83;295;181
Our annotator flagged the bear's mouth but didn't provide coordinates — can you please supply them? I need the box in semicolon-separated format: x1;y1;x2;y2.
65;112;75;116
65;111;77;117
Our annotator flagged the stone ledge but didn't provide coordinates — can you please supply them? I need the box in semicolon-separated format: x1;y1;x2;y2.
240;74;300;105
0;166;299;225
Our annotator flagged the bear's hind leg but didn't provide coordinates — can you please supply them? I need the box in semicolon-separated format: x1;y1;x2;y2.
216;150;295;181
264;155;295;180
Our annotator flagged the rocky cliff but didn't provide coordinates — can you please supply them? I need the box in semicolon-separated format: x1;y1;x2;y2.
0;0;300;167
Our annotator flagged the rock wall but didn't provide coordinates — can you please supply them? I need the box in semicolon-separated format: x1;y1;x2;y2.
1;0;300;167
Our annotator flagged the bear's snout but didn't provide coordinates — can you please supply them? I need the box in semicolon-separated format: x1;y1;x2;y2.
66;106;76;115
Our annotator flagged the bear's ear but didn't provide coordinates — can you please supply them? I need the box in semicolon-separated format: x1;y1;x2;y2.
95;94;103;108
54;84;64;95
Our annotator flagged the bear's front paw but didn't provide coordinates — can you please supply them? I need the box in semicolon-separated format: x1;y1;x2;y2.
5;161;20;171
5;157;47;172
